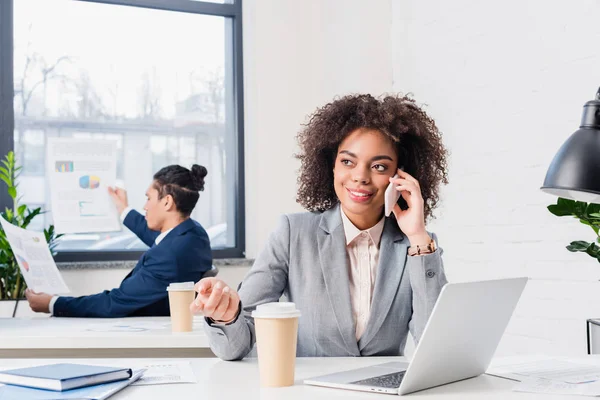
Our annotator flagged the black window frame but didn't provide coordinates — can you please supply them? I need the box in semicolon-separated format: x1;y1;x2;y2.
0;0;246;261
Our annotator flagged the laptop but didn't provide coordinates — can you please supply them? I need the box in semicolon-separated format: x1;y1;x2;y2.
304;277;528;395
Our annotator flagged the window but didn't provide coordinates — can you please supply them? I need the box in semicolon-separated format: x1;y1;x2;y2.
150;135;198;175
0;0;245;260
15;129;45;176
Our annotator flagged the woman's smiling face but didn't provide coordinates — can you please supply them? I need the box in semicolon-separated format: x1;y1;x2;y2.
333;128;398;228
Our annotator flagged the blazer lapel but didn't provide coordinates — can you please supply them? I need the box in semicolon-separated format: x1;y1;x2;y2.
317;205;360;356
358;217;407;350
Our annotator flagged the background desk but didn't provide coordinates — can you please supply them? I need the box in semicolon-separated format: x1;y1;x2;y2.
1;356;598;399
0;316;212;358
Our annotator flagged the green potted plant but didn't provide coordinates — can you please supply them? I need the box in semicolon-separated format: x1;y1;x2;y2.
548;197;600;262
0;151;62;317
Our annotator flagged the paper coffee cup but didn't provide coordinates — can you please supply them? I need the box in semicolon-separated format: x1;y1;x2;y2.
167;281;196;333
252;302;301;387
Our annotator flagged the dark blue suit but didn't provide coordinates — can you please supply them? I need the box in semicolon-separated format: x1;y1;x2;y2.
53;210;212;317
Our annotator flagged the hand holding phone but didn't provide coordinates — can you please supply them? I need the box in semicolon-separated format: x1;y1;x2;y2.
384;174;401;217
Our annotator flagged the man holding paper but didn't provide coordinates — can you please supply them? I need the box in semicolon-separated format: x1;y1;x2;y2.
25;164;213;317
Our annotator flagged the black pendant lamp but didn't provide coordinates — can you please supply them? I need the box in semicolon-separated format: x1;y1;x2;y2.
541;88;600;203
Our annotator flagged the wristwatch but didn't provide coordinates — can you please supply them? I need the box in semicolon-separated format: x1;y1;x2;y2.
408;238;437;256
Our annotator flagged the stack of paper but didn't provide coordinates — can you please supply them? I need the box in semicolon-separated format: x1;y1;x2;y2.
489;358;600;396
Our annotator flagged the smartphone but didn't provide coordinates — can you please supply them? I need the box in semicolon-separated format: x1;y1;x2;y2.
384;174;401;217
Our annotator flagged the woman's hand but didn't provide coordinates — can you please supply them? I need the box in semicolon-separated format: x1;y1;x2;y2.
190;278;241;323
389;168;431;246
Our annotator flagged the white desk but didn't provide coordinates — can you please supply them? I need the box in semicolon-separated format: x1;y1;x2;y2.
2;355;598;399
0;316;212;358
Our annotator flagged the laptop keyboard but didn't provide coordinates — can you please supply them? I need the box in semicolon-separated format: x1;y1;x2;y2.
350;371;406;388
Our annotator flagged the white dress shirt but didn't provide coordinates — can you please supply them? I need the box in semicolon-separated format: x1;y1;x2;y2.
49;207;173;315
340;208;385;341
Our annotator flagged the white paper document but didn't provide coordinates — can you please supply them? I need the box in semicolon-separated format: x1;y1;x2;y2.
489;359;600;384
130;362;197;386
85;321;170;332
47;138;120;234
514;377;600;396
0;216;69;294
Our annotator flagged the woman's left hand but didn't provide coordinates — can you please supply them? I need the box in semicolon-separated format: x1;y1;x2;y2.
389;168;430;244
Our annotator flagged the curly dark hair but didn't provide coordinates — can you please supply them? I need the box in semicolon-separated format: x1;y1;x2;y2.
296;94;449;221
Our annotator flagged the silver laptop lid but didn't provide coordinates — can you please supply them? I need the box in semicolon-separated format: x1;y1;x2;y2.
398;277;528;395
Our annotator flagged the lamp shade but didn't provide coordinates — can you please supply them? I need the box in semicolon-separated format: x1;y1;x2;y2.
541;88;600;203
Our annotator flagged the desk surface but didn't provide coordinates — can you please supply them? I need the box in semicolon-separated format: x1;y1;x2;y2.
0;316;209;349
0;317;211;358
0;356;597;399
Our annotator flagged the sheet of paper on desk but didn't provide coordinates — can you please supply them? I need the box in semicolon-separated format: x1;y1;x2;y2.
489;359;600;384
130;362;196;386
85;321;169;332
514;377;600;396
0;216;69;295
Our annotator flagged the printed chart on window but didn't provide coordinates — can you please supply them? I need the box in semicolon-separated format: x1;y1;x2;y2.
0;216;69;294
47;138;120;234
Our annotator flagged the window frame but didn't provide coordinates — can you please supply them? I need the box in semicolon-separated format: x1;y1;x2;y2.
0;0;246;261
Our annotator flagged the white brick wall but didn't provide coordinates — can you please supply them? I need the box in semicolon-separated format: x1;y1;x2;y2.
392;0;600;355
243;0;394;258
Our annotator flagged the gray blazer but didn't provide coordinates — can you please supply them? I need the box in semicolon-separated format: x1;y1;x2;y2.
204;204;447;360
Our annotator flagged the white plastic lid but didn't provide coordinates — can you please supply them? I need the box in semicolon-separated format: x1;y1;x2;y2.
166;281;195;291
251;302;301;319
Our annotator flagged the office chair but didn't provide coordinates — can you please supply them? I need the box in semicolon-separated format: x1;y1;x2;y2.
202;265;219;279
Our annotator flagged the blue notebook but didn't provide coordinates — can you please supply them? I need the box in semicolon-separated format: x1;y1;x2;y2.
0;364;132;391
0;369;144;400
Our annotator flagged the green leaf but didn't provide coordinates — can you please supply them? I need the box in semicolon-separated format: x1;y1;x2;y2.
548;204;573;217
566;240;591;252
7;187;16;200
574;201;588;218
17;205;26;217
0;175;10;188
557;197;577;208
587;203;600;217
22;207;42;229
586;243;600;257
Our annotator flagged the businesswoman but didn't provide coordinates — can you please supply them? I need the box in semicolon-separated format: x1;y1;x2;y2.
193;94;449;360
26;164;213;317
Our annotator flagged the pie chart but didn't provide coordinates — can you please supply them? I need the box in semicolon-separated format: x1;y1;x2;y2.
79;175;100;189
16;254;29;272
